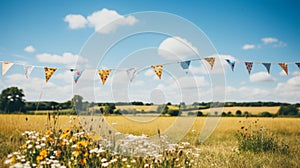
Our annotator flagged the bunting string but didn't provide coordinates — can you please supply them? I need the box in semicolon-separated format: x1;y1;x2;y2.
0;57;299;84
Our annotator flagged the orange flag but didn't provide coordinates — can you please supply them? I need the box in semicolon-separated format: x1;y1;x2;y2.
151;65;163;79
98;69;112;85
204;57;215;70
2;62;14;75
44;67;57;83
278;63;288;75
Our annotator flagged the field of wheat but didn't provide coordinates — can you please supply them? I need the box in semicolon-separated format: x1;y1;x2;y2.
0;114;299;167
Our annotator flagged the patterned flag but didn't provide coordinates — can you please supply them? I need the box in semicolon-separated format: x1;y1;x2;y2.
262;63;271;74
126;68;136;82
244;62;253;74
73;70;84;83
98;69;112;85
2;62;14;75
44;67;57;83
24;65;34;79
151;65;164;79
180;61;191;70
225;59;235;72
296;63;300;69
278;63;288;75
204;57;216;70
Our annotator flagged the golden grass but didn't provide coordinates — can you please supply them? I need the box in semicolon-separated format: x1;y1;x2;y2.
200;106;280;114
115;105;281;115
0;115;299;167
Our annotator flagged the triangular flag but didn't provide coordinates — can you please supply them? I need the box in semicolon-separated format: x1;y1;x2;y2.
244;62;253;74
204;57;215;70
225;59;235;72
2;62;14;75
126;68;136;82
24;65;34;79
151;65;163;79
296;63;300;69
98;69;112;85
262;63;271;74
73;70;84;83
278;63;288;75
44;67;57;83
180;61;191;70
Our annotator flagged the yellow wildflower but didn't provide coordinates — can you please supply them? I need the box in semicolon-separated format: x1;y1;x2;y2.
40;150;47;158
45;130;51;136
73;150;80;157
77;140;88;147
36;155;43;163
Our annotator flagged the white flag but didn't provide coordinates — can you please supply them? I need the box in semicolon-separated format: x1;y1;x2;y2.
24;66;34;79
126;68;136;82
2;62;14;75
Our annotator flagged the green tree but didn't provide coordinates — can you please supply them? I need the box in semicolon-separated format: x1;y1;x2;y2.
72;95;83;112
236;110;242;116
0;87;26;113
157;104;168;115
278;105;299;116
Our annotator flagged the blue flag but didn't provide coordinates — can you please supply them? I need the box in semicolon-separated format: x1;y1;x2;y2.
73;70;84;83
262;63;271;74
225;59;235;72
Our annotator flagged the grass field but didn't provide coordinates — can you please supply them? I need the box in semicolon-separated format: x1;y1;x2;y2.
0;114;299;167
116;105;282;115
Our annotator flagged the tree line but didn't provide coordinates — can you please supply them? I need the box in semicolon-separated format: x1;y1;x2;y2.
0;87;299;117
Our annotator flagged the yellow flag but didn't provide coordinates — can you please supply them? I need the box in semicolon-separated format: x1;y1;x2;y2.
204;57;215;70
2;62;14;75
278;63;288;75
44;67;57;83
151;65;163;79
98;69;112;85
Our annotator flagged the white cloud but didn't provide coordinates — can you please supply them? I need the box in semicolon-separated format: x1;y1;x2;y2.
64;8;137;34
242;44;256;50
36;52;88;66
24;45;36;53
250;72;275;82
87;8;137;34
144;69;154;76
242;37;286;50
64;14;88;29
0;74;73;102
275;76;300;102
292;71;300;76
261;37;278;44
158;36;199;60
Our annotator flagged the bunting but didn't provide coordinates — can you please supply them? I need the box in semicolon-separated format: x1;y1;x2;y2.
225;59;235;72
126;68;136;82
296;63;300;69
44;67;57;83
98;69;112;85
1;56;299;84
24;65;34;79
244;62;253;74
2;62;14;75
180;61;191;70
151;65;163;79
262;63;271;74
278;63;288;75
73;70;84;83
204;57;215;70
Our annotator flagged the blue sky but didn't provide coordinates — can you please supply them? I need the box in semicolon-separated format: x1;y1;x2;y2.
0;0;299;103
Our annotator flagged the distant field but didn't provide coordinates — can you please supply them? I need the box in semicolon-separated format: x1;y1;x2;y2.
116;105;281;115
201;106;281;115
